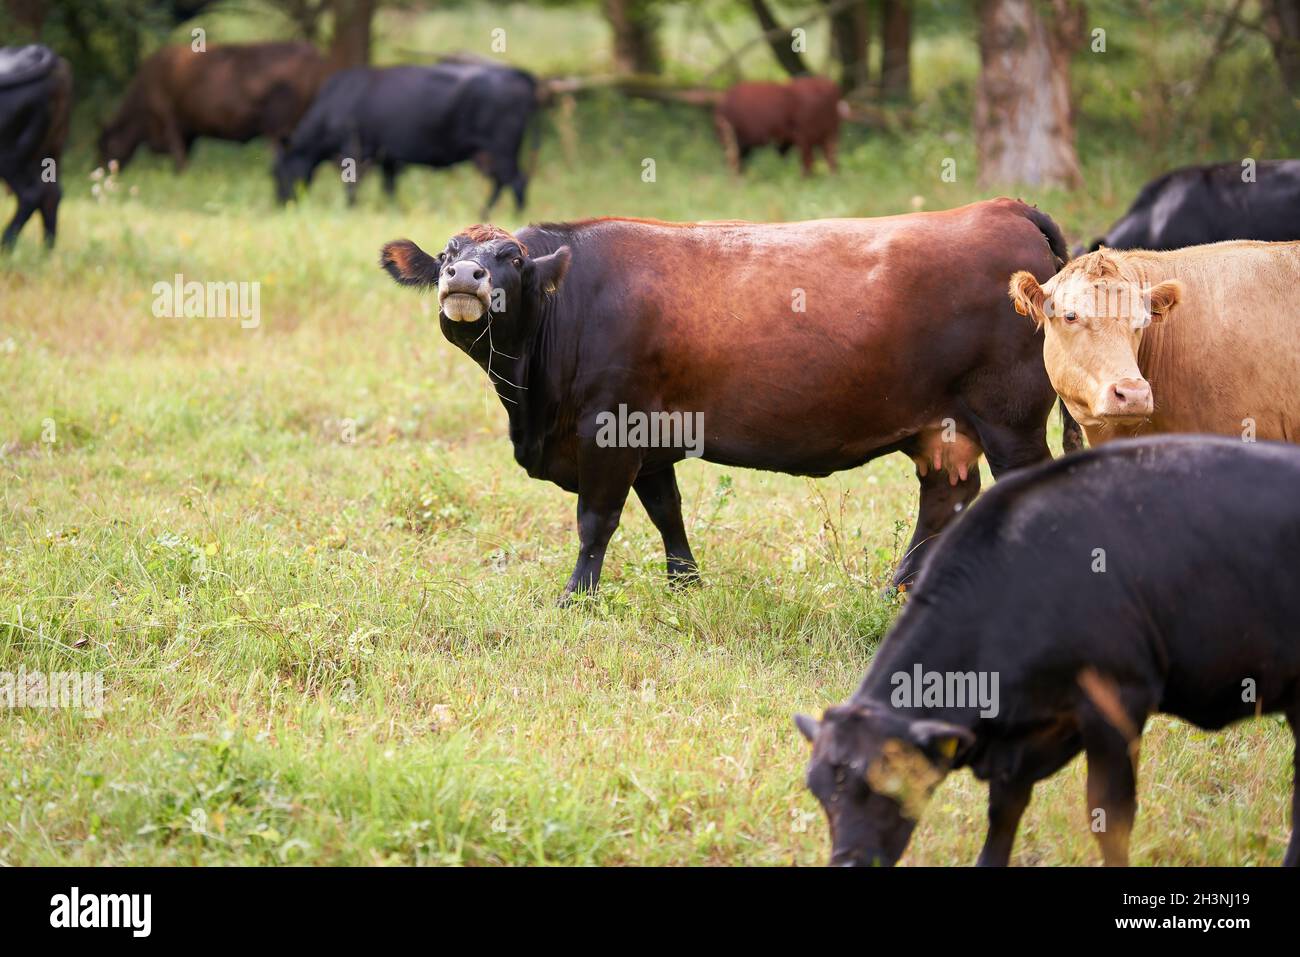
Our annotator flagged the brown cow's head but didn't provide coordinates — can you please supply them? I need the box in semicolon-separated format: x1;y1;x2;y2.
795;705;973;866
380;225;570;326
1009;251;1182;430
97;115;143;170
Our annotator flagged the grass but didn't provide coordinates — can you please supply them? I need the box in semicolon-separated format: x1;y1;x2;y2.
1;1;1297;866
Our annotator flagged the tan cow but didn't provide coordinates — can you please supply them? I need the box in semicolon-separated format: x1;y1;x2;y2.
1008;241;1300;446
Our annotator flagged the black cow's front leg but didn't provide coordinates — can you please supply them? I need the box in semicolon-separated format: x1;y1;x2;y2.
1;183;40;251
633;466;699;588
561;446;640;604
978;775;1033;866
894;465;981;588
1285;706;1299;867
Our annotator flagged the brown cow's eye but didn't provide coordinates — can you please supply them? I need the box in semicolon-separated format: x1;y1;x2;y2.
512;258;523;269
1063;311;1078;323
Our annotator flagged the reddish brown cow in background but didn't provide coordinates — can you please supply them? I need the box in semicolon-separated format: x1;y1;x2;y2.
99;42;328;171
714;76;845;175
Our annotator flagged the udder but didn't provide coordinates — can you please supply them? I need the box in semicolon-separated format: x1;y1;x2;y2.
910;421;984;485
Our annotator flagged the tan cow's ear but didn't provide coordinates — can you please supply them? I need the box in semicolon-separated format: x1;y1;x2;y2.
1144;280;1182;324
1008;271;1046;326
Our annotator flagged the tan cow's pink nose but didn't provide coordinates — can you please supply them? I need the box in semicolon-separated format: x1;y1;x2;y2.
1108;378;1153;416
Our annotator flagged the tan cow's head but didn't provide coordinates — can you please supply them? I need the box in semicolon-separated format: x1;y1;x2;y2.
1008;251;1182;429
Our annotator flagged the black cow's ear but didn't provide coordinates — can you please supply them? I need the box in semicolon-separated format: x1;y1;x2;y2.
529;245;572;295
906;720;975;765
380;240;443;288
795;713;821;744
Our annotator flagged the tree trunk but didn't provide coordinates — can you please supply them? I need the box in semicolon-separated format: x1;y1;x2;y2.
749;0;811;77
273;0;329;42
602;0;663;75
329;0;374;70
1263;0;1300;94
974;0;1084;189
880;0;911;101
823;0;870;93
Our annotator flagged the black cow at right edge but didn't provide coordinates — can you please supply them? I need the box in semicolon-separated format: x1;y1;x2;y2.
1077;159;1300;254
796;436;1300;868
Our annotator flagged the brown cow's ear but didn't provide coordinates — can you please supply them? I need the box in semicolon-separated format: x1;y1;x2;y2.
1008;271;1046;326
380;239;442;288
1144;279;1181;324
530;245;572;295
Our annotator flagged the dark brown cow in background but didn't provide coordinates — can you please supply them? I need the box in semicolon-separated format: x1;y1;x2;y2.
98;42;327;170
714;76;845;175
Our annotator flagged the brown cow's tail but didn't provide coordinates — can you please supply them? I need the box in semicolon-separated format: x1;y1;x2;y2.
1059;397;1084;454
1019;203;1069;269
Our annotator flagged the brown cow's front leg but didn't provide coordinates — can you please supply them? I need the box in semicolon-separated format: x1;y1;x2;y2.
893;465;981;589
560;446;640;604
633;466;699;588
978;775;1034;866
1081;716;1139;866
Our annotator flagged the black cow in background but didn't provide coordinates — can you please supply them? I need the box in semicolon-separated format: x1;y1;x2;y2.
1079;159;1300;253
274;61;538;215
0;45;72;251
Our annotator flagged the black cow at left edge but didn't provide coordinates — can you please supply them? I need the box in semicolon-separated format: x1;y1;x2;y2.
0;45;72;251
273;59;539;216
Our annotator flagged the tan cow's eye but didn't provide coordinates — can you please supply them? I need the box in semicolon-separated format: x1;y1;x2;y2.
1063;311;1078;323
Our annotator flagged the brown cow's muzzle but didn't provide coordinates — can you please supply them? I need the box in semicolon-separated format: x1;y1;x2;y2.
439;259;492;322
1094;377;1154;423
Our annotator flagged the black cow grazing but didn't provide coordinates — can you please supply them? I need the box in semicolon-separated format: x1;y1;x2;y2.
0;45;71;251
797;435;1300;867
1079;159;1300;254
275;62;537;214
379;200;1074;602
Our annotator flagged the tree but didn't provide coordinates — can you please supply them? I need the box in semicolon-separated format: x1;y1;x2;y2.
1263;0;1300;94
748;0;811;77
880;0;911;101
270;0;330;42
328;0;374;70
974;0;1084;189
602;0;663;74
823;0;870;93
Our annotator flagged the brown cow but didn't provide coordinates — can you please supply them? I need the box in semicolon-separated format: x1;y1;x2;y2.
1009;241;1300;447
714;76;844;175
379;199;1071;601
98;42;327;171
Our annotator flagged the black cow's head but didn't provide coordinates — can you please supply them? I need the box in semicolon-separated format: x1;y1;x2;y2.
272;150;315;204
379;225;570;326
795;705;973;866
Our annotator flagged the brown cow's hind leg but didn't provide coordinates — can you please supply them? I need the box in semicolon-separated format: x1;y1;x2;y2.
892;425;983;588
634;466;699;588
